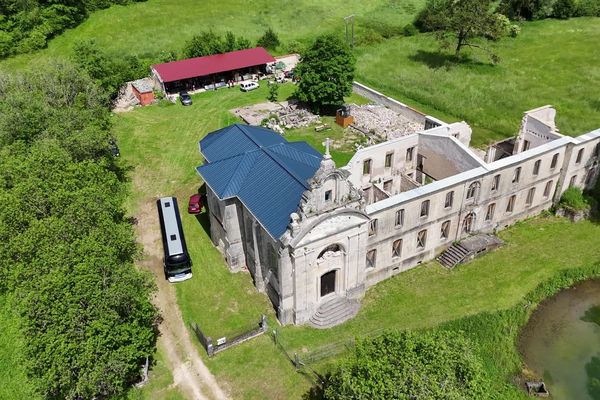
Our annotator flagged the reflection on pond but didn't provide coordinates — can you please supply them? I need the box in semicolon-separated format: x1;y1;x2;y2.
519;280;600;400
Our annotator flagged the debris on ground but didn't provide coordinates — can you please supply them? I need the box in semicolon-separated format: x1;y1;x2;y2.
349;104;424;140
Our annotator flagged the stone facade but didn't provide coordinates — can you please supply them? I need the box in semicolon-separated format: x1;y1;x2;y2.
202;105;600;326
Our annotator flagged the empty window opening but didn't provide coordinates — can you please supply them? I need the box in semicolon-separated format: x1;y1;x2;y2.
406;147;414;162
368;219;378;236
325;190;332;201
395;209;404;227
440;220;450;240
466;182;479;200
462;213;475;234
544;180;554;198
533;160;541;176
392;239;402;258
551;153;559;169
526;187;536;206
512;167;521;184
417;230;427;249
366;249;377;269
363;159;372;175
491;174;500;191
506;195;516;213
385;152;393;168
569;175;577;187
420;200;430;217
485;203;496;221
445;191;454;208
576;148;584;164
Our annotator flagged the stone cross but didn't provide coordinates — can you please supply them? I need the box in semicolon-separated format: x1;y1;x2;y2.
322;137;332;158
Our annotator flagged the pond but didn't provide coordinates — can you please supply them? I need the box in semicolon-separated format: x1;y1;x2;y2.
519;279;600;400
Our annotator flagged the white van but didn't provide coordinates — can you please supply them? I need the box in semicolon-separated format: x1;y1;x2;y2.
240;82;259;92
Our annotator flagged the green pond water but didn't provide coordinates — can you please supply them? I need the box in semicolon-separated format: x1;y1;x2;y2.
520;280;600;400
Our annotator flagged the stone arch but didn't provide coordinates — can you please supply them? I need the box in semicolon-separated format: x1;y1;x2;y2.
318;243;344;259
463;212;476;234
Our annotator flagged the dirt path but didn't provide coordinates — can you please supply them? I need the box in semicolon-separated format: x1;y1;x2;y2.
136;201;229;400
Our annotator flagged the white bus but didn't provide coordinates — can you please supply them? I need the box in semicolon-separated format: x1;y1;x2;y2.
156;197;192;283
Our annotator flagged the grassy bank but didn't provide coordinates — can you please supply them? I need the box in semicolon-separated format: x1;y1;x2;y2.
356;18;600;147
0;295;40;400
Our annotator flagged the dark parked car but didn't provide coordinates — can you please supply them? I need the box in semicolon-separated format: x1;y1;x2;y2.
284;69;295;79
188;194;203;214
179;91;192;106
109;139;120;157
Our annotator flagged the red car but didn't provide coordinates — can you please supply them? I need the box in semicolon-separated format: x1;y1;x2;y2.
188;194;203;214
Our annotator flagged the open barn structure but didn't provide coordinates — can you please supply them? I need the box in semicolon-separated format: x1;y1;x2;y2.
152;47;275;95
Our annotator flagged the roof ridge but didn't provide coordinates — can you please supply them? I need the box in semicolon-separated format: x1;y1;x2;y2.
262;144;315;189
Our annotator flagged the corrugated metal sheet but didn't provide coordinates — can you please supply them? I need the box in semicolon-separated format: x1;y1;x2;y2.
197;124;322;239
153;47;276;83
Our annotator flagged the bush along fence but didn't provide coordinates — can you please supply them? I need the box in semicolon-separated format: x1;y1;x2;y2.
191;315;267;357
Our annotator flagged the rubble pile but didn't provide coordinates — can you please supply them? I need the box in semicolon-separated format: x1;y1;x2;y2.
232;101;321;131
276;103;321;129
350;104;424;140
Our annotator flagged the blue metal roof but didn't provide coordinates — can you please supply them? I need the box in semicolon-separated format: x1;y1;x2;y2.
197;124;322;239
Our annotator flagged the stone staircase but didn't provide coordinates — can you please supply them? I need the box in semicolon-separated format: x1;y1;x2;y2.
309;296;361;329
437;243;470;268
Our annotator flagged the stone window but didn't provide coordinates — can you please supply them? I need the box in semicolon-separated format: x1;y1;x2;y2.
512;167;521;184
569;175;577;187
325;190;332;201
395;209;404;227
543;180;554;198
576;148;584;164
406;147;414;162
523;140;531;151
363;159;372;175
392;239;402;258
368;219;378;236
462;213;475;233
526;187;536;206
466;182;479;200
550;153;559;169
444;191;454;208
366;249;377;269
595;143;600;158
385;152;393;168
420;200;430;217
491;174;500;191
506;195;516;213
440;220;450;240
417;229;427;249
533;160;541;176
485;203;496;221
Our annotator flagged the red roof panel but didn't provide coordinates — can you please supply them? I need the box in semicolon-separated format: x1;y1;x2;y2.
152;47;276;83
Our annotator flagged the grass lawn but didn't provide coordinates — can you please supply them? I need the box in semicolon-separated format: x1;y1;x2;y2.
0;0;424;71
111;82;600;399
0;295;40;400
355;17;600;147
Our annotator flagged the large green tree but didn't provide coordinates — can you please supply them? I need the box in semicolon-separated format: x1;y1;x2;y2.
416;0;509;61
324;330;488;400
294;34;355;112
0;62;158;399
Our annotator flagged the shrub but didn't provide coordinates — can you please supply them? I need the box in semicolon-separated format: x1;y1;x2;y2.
268;82;279;102
402;23;418;36
256;27;280;50
324;330;488;399
575;0;600;16
356;29;384;46
285;40;305;55
559;187;590;211
553;0;576;18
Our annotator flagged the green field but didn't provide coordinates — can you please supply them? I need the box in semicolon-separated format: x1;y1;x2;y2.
0;0;423;70
356;17;600;147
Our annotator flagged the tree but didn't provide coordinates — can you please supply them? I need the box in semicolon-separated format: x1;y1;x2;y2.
256;27;280;50
268;82;279;102
294;34;355;112
183;30;225;58
553;0;576;18
323;330;488;400
415;0;508;61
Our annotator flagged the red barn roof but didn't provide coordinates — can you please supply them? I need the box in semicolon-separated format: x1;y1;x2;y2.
152;47;276;83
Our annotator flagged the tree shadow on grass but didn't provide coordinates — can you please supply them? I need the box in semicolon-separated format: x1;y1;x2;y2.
409;49;496;71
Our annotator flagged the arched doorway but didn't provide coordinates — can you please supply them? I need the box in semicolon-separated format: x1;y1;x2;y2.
463;212;475;234
320;270;336;297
